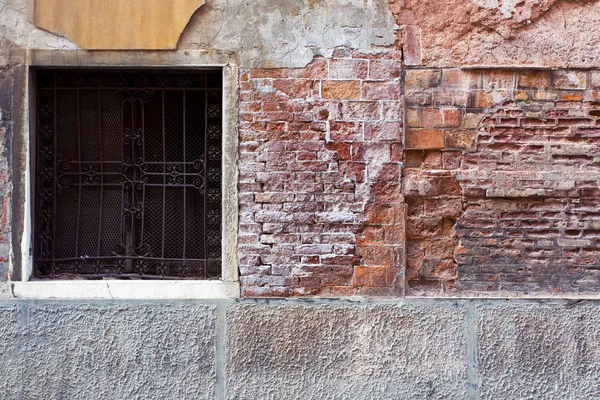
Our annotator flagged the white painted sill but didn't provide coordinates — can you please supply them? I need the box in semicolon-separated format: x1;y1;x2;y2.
11;280;240;299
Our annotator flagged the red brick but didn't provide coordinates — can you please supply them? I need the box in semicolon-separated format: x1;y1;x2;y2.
406;128;445;149
273;79;314;98
321;80;361;99
362;81;400;100
403;25;421;66
421;108;443;128
354;266;389;287
329;59;368;79
369;60;402;80
518;71;551;88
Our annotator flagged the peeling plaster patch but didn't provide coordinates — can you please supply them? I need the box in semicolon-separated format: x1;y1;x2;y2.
32;0;205;50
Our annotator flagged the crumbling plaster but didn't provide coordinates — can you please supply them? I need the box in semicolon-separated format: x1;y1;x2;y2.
398;0;600;67
3;0;600;68
1;0;398;68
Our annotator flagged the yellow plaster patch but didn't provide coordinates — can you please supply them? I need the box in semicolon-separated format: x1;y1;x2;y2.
32;0;205;50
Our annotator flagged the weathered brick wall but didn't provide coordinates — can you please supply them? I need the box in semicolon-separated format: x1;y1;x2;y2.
238;50;405;296
238;62;600;297
405;68;600;296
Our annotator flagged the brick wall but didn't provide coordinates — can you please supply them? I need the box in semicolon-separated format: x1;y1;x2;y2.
237;50;404;296
238;62;600;297
405;68;600;295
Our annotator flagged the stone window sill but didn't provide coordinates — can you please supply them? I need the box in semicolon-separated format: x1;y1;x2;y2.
11;280;240;299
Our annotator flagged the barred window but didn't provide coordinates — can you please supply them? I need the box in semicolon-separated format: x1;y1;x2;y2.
34;69;223;279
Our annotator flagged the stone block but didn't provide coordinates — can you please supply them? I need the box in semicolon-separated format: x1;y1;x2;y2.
405;69;442;90
226;303;468;399
477;302;600;399
369;60;402;80
445;129;477;150
0;303;216;400
362;81;401;100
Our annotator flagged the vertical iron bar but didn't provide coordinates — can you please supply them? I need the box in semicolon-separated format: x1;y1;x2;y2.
161;90;166;260
51;72;58;275
120;94;130;272
183;90;187;262
204;86;208;278
35;78;40;273
139;96;146;253
127;95;135;272
75;88;82;257
97;89;104;257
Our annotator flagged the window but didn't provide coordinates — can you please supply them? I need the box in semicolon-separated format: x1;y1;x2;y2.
34;69;223;280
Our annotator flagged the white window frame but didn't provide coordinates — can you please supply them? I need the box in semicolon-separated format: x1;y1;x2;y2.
10;50;239;299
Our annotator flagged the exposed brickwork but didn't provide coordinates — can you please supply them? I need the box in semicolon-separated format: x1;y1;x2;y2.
404;68;600;296
240;63;600;297
238;51;404;296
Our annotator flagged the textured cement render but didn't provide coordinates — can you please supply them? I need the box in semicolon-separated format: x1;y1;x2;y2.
0;299;598;399
0;303;217;400
227;303;469;399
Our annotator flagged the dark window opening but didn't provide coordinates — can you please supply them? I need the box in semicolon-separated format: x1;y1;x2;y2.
34;69;223;279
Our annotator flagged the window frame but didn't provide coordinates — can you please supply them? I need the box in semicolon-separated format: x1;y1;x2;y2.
10;50;240;299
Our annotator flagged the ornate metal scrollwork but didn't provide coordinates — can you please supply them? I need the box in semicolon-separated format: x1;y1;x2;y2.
35;70;223;279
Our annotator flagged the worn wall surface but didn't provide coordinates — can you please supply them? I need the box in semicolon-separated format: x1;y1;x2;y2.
5;0;600;68
394;0;600;68
238;52;404;296
1;1;599;398
0;299;597;399
404;69;600;295
1;0;600;298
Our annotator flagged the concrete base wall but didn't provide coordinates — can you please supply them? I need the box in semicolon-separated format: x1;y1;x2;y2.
0;299;598;399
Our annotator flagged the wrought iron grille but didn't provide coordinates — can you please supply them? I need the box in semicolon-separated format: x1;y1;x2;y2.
34;70;223;279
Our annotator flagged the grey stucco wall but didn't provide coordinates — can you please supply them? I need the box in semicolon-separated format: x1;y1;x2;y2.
0;299;598;399
0;0;398;68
